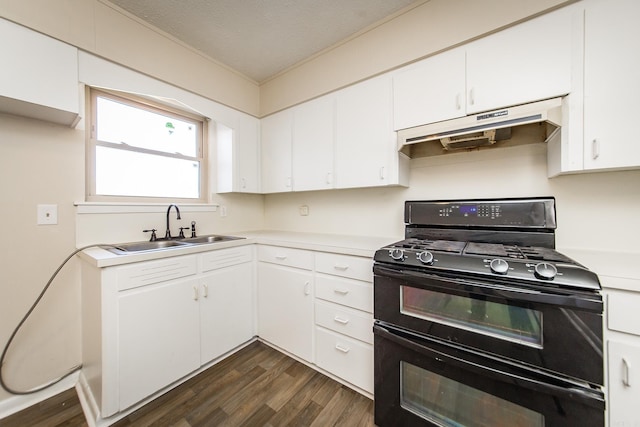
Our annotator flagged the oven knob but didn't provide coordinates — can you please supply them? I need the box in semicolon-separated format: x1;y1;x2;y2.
389;248;404;260
417;251;434;265
489;258;509;274
534;262;557;280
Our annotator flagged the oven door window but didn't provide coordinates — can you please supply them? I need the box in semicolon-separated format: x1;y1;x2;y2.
401;286;542;347
401;361;544;426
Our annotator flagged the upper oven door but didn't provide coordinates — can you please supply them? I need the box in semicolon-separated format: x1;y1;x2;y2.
373;263;603;385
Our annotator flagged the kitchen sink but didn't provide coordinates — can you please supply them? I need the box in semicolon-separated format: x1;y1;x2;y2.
104;235;244;255
181;235;243;244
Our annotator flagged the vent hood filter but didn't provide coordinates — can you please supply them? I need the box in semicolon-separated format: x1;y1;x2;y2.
398;97;563;154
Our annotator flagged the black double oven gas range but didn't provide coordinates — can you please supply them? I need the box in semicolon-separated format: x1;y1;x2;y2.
373;197;604;427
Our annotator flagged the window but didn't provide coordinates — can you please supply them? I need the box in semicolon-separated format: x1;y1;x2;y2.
87;88;207;202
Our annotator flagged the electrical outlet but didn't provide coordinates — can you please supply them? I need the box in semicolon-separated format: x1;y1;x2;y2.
37;204;58;225
220;205;227;217
299;205;309;216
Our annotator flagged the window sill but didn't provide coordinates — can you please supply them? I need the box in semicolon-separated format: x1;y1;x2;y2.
74;202;219;214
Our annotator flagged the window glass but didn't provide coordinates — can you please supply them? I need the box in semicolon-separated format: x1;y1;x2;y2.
88;89;206;201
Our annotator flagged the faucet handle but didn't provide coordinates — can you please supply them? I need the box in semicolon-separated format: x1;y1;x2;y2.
191;221;197;238
143;229;157;241
179;227;189;238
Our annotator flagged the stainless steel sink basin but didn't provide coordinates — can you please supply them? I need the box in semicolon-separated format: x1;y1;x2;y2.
180;235;244;244
104;235;244;254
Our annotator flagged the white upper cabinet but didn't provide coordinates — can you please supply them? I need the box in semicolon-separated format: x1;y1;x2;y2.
292;94;336;191
0;18;79;126
392;6;576;131
465;6;574;115
261;109;293;193
337;74;409;189
217;113;260;193
393;48;466;131
582;0;640;171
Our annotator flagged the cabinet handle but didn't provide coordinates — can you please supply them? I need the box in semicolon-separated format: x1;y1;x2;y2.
193;286;199;301
241;178;246;189
275;255;287;260
203;284;208;298
333;264;349;271
334;316;349;324
304;281;311;296
333;288;349;295
469;88;475;106
326;172;332;185
456;93;461;110
286;177;292;188
335;343;350;353
379;166;386;180
592;139;600;160
622;357;631;387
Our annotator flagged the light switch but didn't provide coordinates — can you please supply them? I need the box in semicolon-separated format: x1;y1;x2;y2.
37;204;58;225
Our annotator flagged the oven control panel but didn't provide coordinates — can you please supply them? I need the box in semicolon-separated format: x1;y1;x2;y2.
405;198;556;229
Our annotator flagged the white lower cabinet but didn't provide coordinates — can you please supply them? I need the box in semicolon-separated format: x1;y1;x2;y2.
314;252;374;394
117;277;201;410
608;340;640;427
81;246;255;419
200;261;254;363
257;247;314;362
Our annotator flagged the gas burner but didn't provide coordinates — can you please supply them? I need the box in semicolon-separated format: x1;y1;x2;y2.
399;238;467;254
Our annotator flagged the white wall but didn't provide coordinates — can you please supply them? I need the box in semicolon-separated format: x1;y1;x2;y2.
264;143;640;255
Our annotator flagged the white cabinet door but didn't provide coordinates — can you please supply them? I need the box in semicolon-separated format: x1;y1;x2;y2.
466;6;575;114
257;262;313;361
292;94;335;191
336;74;407;188
0;18;79;126
218;113;260;194
261;109;293;193
393;48;466;130
117;277;200;411
583;0;640;170
235;114;260;193
200;262;254;362
608;340;640;427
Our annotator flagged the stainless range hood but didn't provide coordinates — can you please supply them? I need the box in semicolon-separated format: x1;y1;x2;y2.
397;97;563;154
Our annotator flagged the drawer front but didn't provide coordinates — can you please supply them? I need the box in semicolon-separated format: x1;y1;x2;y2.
315;252;373;282
315;274;373;313
117;255;197;291
200;245;253;272
608;291;640;336
258;245;314;270
315;327;373;393
315;300;373;344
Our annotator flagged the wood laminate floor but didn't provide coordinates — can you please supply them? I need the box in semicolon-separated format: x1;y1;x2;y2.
0;341;375;427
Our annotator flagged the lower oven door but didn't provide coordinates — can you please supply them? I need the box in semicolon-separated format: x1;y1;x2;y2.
374;322;604;427
374;264;603;385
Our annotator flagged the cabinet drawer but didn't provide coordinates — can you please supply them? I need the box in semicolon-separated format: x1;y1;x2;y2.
315;300;373;344
315;327;373;393
200;245;252;272
117;255;197;291
315;252;373;282
608;291;640;336
258;245;313;270
315;275;373;313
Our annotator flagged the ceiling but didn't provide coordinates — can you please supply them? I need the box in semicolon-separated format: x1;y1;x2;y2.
106;0;419;83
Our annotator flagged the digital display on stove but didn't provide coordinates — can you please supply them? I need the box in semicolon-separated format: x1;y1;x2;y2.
460;205;477;215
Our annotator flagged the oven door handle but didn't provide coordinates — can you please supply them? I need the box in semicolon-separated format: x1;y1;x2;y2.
374;264;603;312
373;322;605;409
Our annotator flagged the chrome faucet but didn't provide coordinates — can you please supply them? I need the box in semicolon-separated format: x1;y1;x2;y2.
165;204;181;239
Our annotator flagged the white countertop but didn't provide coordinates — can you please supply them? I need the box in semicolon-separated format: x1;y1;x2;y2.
79;230;399;268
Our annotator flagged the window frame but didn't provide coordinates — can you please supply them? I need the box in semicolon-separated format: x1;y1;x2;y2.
86;87;208;203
